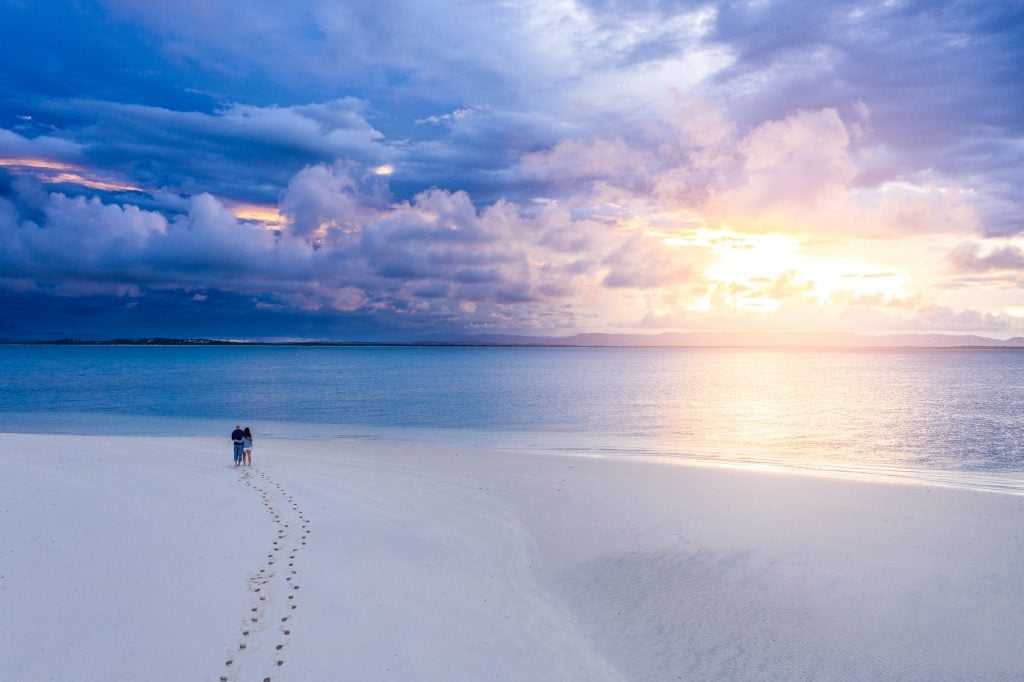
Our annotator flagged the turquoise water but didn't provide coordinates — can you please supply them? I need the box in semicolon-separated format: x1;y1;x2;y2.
2;345;1023;481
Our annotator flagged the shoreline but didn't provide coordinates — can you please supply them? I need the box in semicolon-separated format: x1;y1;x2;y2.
3;432;1023;679
3;421;1022;497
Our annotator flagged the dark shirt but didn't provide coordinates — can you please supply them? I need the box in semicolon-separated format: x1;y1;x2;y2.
231;428;245;443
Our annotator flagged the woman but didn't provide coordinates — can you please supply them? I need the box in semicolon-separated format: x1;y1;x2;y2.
243;427;254;467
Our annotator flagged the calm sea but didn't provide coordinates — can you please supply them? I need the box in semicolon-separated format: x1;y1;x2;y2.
2;345;1022;488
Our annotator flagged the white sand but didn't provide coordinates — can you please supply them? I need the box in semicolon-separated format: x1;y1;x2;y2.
2;432;1022;681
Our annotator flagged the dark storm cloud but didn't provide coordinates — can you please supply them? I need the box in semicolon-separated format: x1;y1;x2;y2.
28;98;394;204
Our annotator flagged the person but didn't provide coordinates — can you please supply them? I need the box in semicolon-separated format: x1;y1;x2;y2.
243;427;254;467
231;424;245;467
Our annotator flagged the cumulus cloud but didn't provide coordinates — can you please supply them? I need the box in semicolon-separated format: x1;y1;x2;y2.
725;108;856;214
0;165;627;331
512;105;982;241
279;162;387;239
672;107;981;237
3;92;1009;339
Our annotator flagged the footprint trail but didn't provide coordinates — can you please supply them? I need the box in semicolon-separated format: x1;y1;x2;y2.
218;467;312;681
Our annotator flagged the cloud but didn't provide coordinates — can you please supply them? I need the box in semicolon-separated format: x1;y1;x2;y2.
415;105;491;126
1;186;311;295
949;241;1024;273
6;1;1019;227
880;304;1023;334
729;108;856;211
602;234;694;288
0;148;1014;339
279;162;387;239
0;129;82;162
2;91;1005;339
102;0;589;108
510;105;982;241
10;98;392;205
702;1;1024;233
691;108;982;237
519;137;658;194
0;165;623;332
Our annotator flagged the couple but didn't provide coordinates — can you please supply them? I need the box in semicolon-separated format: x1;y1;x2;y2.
231;424;254;467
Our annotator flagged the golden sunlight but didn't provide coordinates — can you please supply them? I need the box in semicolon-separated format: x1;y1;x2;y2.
0;157;143;193
227;202;286;230
1004;306;1024;319
653;225;908;313
0;158;76;170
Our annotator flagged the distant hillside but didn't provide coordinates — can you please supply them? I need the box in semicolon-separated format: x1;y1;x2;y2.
4;332;1024;348
418;331;1024;348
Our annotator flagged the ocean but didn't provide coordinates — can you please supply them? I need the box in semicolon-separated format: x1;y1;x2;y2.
2;345;1023;488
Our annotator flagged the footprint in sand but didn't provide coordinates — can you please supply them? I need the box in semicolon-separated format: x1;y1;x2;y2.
228;470;310;679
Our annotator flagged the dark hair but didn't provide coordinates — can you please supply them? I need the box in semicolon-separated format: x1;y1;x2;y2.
244;427;253;439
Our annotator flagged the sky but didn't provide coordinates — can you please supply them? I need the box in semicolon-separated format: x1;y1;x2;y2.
1;0;1023;340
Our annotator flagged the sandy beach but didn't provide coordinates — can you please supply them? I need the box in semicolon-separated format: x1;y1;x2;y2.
2;432;1022;681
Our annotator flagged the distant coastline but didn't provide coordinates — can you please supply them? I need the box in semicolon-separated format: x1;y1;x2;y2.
3;332;1024;349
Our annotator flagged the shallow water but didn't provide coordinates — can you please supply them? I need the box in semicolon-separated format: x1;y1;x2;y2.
2;345;1023;486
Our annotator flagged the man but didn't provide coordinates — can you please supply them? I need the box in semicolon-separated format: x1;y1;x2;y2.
231;424;245;467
